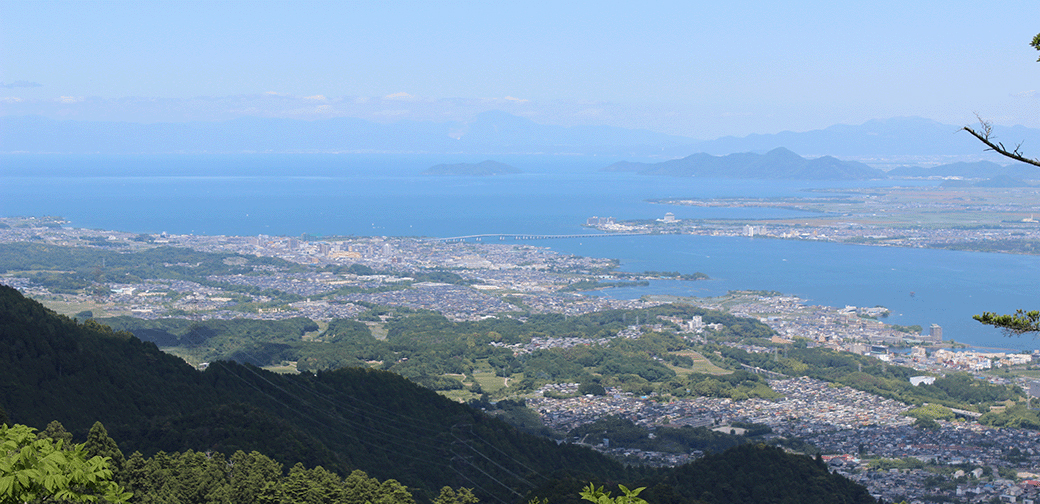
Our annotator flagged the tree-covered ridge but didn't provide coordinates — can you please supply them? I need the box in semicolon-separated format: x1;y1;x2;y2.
645;444;876;504
527;445;876;504
710;343;1020;411
565;416;763;455
120;449;420;504
97;304;773;399
603;147;883;180
0;285;880;503
0;242;302;294
7;419;426;504
18;418;877;504
99;315;322;366
0;285;630;502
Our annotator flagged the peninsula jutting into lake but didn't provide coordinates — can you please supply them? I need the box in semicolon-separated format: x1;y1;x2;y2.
4;214;1040;503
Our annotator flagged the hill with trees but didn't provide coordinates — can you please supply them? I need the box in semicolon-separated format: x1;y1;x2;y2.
97;304;774;398
0;285;878;503
527;444;876;504
709;343;1020;412
0;284;627;502
603;148;884;180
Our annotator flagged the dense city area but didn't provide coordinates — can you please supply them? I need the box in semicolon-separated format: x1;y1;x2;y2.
530;375;1040;503
4;215;1040;504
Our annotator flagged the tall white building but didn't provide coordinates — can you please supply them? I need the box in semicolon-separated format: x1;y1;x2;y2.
929;324;943;343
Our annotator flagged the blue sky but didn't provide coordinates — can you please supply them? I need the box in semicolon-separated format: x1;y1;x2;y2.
1;0;1037;138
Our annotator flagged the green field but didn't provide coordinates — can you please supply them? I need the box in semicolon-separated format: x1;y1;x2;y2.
262;363;301;374
661;350;731;376
472;371;508;392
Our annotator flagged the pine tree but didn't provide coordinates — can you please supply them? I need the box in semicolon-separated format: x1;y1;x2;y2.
41;420;74;448
228;450;284;504
83;421;126;473
434;486;480;504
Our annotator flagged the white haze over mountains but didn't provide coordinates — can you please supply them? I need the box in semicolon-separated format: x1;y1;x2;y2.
3;112;1037;169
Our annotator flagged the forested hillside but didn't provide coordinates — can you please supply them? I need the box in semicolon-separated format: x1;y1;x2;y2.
0;285;878;503
0;285;627;502
99;304;774;398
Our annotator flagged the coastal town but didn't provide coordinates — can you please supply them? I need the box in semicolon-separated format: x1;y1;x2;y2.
3;215;1040;503
587;185;1040;256
592;211;1040;254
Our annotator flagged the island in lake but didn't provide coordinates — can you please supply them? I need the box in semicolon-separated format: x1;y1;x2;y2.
422;160;521;176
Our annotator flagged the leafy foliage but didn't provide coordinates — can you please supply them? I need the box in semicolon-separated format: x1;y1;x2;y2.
0;423;131;503
434;486;480;504
580;482;648;504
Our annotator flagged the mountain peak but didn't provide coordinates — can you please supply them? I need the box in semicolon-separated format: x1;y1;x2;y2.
614;148;885;180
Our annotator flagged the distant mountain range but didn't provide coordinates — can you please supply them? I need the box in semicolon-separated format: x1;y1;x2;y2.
888;161;1040;180
695;116;1040;159
605;149;1040;182
604;147;885;180
422;160;521;176
3;112;1039;173
2;112;1036;157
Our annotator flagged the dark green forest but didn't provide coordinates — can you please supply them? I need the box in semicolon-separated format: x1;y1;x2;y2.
565;416;766;455
525;444;875;504
0;285;877;504
0;285;627;502
18;420;873;504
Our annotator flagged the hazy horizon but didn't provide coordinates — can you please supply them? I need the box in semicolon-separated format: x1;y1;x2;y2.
2;1;1038;139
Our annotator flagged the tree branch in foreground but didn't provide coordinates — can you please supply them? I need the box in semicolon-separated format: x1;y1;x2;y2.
974;310;1040;335
962;116;1040;168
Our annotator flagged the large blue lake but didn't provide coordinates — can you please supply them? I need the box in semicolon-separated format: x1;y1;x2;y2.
2;154;1037;350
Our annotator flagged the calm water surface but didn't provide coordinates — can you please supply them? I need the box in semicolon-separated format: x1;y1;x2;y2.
2;156;1035;350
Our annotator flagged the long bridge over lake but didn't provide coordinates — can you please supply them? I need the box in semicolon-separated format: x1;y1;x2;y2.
428;232;650;242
